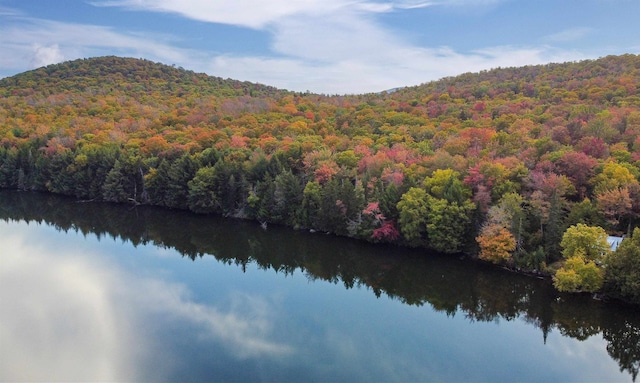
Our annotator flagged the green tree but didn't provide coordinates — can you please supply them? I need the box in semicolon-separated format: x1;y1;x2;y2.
205;160;247;217
560;223;611;262
301;180;322;229
565;198;606;228
102;156;144;203
165;154;200;209
45;150;75;195
554;223;610;293
0;147;18;188
187;166;220;213
271;170;304;226
422;170;476;253
254;175;276;222
544;190;566;263
102;159;129;202
423;168;471;205
315;177;364;235
425;195;475;253
71;146;117;199
379;182;402;221
604;228;640;304
145;159;171;206
397;187;429;245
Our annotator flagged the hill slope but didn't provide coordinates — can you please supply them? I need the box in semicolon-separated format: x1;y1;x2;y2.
1;54;639;302
0;56;285;97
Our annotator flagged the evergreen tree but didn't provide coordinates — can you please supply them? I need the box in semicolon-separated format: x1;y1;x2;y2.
604;228;640;304
165;154;199;209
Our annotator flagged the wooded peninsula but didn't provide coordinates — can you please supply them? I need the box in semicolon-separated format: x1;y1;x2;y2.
1;55;638;304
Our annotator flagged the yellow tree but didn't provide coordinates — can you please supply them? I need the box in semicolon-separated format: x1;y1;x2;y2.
476;224;516;264
553;252;604;293
560;223;611;262
594;161;638;195
554;224;610;293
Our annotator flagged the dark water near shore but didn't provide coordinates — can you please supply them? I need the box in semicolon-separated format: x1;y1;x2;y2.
0;191;638;382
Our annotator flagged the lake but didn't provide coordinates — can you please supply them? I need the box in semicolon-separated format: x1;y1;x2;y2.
0;190;638;382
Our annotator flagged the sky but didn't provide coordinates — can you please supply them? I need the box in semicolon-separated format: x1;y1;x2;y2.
0;0;638;94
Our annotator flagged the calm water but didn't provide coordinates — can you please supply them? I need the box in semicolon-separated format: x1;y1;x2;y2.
0;191;638;382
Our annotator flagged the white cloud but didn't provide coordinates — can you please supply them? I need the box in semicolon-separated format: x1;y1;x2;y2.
136;281;294;358
0;228;141;381
92;0;503;25
544;330;630;381
205;44;585;94
30;43;64;67
271;11;403;62
0;17;193;73
0;0;605;93
0;224;292;381
396;2;436;9
431;0;506;5
92;0;347;29
0;6;23;16
83;0;591;93
544;27;592;43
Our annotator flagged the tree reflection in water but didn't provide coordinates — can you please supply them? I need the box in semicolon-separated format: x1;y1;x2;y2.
1;190;638;381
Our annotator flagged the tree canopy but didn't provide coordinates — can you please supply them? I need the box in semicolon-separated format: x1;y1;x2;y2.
1;54;639;299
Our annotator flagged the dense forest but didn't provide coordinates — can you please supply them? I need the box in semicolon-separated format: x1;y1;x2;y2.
1;55;639;303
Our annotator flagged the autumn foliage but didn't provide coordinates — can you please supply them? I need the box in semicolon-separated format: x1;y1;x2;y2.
1;55;639;299
477;224;516;264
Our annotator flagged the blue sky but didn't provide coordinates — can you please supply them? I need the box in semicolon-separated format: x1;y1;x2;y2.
0;0;638;94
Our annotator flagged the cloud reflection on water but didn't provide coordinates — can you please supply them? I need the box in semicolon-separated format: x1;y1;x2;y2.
0;222;291;382
0;217;633;382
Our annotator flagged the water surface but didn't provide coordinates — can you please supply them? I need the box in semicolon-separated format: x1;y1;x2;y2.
0;191;638;382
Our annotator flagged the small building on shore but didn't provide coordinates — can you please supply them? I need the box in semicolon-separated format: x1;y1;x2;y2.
607;236;624;252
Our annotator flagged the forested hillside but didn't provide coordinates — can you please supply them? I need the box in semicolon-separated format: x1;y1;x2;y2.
1;55;639;302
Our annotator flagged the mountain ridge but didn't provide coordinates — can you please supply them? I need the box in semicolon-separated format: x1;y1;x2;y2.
2;54;638;98
0;56;287;98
